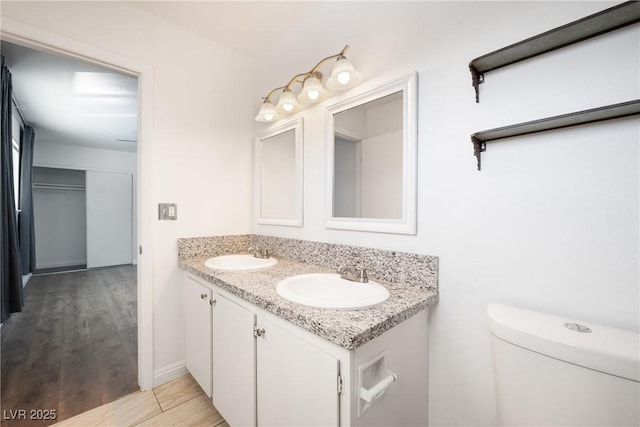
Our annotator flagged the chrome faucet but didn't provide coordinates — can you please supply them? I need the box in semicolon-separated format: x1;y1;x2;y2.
337;265;368;283
248;246;271;259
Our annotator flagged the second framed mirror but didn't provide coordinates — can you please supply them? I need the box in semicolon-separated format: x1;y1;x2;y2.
326;72;417;234
255;117;303;227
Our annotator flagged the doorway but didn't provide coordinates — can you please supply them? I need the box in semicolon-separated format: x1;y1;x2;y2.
0;40;141;422
0;16;153;399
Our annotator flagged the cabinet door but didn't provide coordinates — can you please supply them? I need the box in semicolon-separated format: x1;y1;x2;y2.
256;315;340;427
184;275;212;397
212;293;256;427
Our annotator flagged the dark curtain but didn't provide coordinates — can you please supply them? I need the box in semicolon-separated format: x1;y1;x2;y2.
19;125;35;274
1;55;23;323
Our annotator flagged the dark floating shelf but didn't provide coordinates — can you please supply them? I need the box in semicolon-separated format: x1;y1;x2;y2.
469;1;640;102
471;100;640;170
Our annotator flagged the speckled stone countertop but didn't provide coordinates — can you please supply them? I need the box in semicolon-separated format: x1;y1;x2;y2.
178;256;438;350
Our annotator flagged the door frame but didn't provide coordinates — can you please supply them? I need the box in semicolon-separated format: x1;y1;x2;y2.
1;17;155;390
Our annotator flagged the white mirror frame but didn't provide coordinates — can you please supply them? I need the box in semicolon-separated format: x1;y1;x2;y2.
325;71;417;234
255;117;304;227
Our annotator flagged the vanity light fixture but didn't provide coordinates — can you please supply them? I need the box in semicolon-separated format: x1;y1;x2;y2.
256;99;280;122
275;88;300;113
255;45;363;122
297;72;327;104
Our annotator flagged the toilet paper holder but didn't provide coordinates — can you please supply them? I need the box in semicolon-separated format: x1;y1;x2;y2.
358;351;397;416
359;371;396;402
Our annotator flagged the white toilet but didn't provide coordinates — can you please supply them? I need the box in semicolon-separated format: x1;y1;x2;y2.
487;303;639;426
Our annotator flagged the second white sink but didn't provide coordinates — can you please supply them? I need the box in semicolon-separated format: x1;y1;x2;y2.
204;254;277;271
276;273;390;310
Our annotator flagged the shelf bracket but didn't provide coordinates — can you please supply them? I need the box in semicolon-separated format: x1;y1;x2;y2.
469;65;484;103
471;136;486;171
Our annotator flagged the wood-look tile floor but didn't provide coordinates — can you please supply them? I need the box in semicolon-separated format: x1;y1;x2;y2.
50;374;228;427
1;265;138;426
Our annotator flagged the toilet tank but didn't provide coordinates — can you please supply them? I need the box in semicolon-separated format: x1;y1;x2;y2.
487;303;639;427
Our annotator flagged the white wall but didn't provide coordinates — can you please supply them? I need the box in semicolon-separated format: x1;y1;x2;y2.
251;2;639;426
34;141;137;172
2;1;253;383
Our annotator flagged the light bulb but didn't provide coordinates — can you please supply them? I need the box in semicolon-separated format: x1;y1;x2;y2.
297;74;326;104
276;89;300;114
326;56;363;90
255;100;280;122
337;71;350;85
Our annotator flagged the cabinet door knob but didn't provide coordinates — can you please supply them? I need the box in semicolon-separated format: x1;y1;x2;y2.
254;327;266;338
200;293;208;300
210;299;216;306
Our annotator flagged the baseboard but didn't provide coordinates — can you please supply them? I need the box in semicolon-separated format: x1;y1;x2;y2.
36;260;87;269
153;360;188;387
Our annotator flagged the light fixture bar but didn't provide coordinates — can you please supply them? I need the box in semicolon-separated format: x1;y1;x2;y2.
309;45;350;75
255;45;363;122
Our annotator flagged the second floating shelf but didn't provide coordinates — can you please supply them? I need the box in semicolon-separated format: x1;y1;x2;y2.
471;100;640;170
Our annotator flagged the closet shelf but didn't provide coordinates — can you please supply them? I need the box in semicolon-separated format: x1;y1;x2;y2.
469;1;640;102
471;100;640;170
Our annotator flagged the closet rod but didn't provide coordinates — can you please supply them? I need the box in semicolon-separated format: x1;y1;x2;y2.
33;183;86;191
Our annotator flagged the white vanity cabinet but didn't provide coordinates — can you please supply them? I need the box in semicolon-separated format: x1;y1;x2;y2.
212;291;341;427
211;293;256;427
183;275;213;397
256;314;341;426
183;272;429;427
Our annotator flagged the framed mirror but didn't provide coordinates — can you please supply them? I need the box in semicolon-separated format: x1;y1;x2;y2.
255;117;303;226
326;72;417;234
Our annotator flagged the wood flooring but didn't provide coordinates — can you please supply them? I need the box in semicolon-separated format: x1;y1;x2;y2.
51;374;228;427
1;265;138;426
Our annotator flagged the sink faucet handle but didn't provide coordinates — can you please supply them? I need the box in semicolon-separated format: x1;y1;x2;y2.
248;246;271;259
337;265;348;275
359;268;369;283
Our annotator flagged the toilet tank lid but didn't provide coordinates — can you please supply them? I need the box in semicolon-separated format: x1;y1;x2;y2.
487;303;639;382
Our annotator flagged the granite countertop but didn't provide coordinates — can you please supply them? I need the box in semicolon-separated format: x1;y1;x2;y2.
178;256;438;350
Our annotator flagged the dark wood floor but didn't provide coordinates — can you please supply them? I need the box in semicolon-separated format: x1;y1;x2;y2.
1;265;138;426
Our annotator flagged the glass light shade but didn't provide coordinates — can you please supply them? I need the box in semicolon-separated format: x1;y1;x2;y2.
275;89;300;113
326;57;364;90
297;76;327;104
255;101;280;122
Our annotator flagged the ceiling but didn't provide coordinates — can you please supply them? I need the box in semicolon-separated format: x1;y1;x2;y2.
2;40;139;153
2;1;321;153
128;1;321;57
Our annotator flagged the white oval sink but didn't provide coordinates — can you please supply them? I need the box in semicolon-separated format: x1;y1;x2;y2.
276;273;390;310
204;254;277;271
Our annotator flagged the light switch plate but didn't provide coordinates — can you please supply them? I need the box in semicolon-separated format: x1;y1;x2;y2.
158;203;177;220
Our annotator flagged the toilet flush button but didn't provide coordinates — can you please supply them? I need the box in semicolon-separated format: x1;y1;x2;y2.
564;322;592;333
